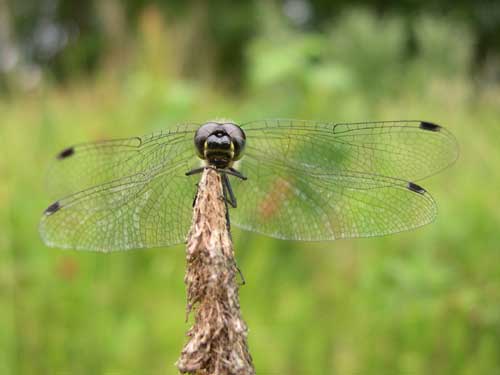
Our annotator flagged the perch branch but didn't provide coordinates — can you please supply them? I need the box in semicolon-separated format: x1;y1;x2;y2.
176;168;255;375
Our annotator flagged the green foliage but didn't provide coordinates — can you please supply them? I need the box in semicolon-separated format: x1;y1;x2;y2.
1;7;500;375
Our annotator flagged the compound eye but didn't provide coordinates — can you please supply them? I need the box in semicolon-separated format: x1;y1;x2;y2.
222;123;245;139
222;123;246;160
194;122;221;158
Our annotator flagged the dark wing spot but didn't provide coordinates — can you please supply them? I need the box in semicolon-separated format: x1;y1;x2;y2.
57;147;75;160
419;121;441;132
44;201;61;215
407;182;426;195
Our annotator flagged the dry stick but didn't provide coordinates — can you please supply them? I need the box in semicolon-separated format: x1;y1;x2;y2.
176;168;255;375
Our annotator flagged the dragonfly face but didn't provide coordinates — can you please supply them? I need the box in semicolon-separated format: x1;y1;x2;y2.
194;122;246;168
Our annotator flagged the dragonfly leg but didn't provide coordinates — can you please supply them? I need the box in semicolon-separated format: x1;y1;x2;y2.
222;173;237;208
224;167;247;180
236;264;246;286
192;183;199;207
185;166;206;176
221;175;232;232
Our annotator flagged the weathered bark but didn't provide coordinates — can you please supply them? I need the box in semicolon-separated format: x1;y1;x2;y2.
176;168;254;375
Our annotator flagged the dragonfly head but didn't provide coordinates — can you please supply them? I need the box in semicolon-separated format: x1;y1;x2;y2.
195;121;246;168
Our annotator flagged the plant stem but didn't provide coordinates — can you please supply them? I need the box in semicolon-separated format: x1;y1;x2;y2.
176;168;254;375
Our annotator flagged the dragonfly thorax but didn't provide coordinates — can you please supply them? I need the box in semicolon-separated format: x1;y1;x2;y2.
194;122;246;168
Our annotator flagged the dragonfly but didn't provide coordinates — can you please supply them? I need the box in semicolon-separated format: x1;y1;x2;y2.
39;119;458;252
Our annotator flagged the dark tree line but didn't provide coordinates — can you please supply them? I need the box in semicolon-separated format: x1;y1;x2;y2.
2;0;500;88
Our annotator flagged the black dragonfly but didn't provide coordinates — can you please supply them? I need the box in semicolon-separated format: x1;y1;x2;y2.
39;119;458;251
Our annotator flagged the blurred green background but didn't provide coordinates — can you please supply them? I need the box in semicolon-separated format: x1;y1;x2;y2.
1;1;500;374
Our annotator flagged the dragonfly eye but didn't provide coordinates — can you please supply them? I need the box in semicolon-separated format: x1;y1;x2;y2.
222;123;246;160
194;122;220;158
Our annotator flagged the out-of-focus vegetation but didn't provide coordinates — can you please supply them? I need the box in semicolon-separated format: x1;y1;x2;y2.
1;1;500;374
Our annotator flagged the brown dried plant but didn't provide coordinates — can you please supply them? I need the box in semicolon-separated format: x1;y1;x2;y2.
176;168;255;375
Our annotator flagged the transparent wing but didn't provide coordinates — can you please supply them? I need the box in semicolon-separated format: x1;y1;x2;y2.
40;133;200;251
240;119;458;182
46;124;200;199
230;156;437;240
